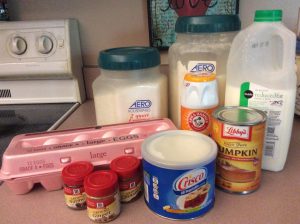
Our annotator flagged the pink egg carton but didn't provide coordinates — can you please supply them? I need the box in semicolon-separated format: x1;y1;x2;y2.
0;118;176;194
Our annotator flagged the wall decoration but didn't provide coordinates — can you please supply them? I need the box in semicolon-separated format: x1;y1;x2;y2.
147;0;239;49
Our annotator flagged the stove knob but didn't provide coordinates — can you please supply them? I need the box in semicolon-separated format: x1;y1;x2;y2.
10;36;27;55
37;35;53;54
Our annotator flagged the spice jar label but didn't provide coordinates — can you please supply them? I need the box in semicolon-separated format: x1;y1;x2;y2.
87;193;120;222
119;180;142;202
64;186;87;209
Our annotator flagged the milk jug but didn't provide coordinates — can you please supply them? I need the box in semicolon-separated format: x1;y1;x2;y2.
225;10;297;171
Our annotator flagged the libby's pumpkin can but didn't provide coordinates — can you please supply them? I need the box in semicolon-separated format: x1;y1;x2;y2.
212;106;266;194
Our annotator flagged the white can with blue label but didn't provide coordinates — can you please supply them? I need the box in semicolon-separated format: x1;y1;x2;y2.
142;130;217;220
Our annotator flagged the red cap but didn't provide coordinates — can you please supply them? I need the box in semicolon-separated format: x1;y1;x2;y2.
110;156;141;179
84;170;118;197
62;161;94;186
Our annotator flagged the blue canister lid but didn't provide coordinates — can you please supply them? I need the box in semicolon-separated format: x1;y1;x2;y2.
175;15;241;33
98;47;160;70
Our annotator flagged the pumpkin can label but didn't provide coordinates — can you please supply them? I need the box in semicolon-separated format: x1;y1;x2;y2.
212;119;265;193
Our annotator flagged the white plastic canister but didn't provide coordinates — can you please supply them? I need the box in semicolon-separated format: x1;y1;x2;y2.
93;47;168;125
168;15;241;128
225;10;297;171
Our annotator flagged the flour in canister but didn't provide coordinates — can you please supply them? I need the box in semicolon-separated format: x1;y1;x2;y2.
93;47;168;126
94;71;167;125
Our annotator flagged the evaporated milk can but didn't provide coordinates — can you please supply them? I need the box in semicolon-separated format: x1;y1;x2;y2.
212;106;266;194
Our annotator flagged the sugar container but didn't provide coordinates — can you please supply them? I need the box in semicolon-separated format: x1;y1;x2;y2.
168;15;241;128
93;47;167;125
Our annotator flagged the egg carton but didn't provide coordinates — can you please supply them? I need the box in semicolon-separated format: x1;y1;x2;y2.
0;119;176;194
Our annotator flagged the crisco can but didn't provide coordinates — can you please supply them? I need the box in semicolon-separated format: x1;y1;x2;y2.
212;106;266;194
142;130;218;220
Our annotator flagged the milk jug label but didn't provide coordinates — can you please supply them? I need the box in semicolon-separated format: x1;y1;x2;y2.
239;82;286;157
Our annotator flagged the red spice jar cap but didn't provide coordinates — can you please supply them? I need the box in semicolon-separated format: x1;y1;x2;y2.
62;161;94;186
84;170;118;197
110;156;141;179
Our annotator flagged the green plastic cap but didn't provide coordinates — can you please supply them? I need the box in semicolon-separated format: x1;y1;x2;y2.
175;15;241;33
254;10;282;22
99;47;160;70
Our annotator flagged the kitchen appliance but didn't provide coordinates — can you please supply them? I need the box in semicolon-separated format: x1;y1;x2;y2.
0;119;176;194
0;19;86;162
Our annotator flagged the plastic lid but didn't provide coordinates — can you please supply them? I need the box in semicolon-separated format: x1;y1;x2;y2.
110;156;141;179
142;130;217;170
61;161;94;186
98;47;160;70
254;10;282;22
175;15;241;33
84;170;118;197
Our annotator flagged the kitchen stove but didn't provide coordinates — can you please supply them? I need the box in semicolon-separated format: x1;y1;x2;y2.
0;19;86;164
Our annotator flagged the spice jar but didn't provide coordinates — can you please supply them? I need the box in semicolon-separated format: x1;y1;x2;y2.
110;156;142;203
61;161;94;210
168;15;241;128
84;170;121;223
92;46;168;125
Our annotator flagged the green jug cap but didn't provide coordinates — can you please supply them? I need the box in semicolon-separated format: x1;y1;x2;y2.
254;10;282;22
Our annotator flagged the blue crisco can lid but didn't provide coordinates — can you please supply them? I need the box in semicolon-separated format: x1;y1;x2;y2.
175;15;241;33
98;47;161;70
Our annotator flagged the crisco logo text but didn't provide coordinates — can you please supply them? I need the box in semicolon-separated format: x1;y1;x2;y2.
173;169;207;192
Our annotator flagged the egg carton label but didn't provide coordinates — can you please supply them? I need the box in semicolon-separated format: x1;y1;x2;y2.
25;134;141;153
143;159;215;219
